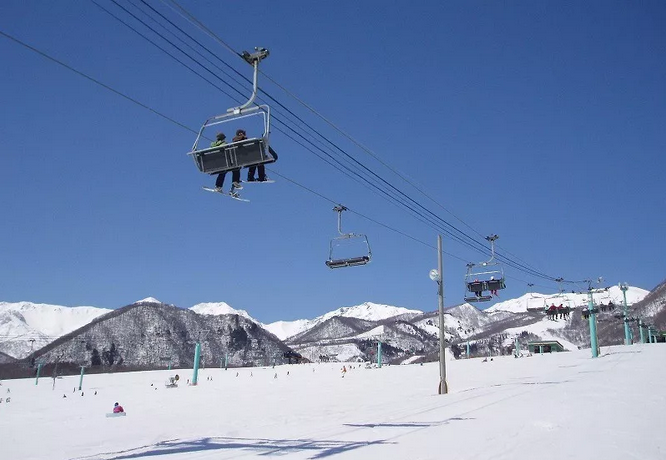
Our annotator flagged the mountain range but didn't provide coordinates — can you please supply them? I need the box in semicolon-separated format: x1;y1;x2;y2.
0;282;663;377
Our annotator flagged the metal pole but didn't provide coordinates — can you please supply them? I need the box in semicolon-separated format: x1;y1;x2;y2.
224;352;228;370
377;341;383;368
587;290;599;358
35;363;43;385
78;366;85;391
620;284;631;345
515;337;520;357
639;319;645;344
437;235;448;394
466;340;470;359
192;342;201;385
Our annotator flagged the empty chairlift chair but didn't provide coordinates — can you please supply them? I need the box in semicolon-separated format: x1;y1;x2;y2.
325;205;372;269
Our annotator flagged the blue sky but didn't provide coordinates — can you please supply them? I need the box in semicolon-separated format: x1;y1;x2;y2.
1;1;664;323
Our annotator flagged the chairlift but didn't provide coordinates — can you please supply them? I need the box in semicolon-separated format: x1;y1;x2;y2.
188;47;277;177
464;235;506;302
325;205;372;269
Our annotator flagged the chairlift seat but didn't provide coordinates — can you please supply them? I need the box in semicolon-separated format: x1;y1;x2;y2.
326;256;370;269
190;138;275;175
486;279;506;291
464;295;493;303
467;281;486;292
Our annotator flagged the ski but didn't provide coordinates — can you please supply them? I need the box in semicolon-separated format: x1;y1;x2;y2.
202;187;250;202
243;179;275;184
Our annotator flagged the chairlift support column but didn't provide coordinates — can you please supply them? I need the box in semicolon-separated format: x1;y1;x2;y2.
620;283;631;345
587;284;600;358
639;319;646;344
377;340;383;368
78;366;85;391
35;363;43;385
192;342;201;385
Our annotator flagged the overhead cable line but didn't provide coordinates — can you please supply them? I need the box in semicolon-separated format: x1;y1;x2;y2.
94;0;499;259
149;0;577;285
0;27;466;263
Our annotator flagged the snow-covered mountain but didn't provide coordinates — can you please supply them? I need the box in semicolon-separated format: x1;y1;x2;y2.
0;283;659;368
486;285;649;314
189;302;256;322
0;301;111;359
264;301;423;340
31;300;289;369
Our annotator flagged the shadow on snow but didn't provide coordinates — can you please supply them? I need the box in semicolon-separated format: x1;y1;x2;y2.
344;417;474;429
72;436;393;460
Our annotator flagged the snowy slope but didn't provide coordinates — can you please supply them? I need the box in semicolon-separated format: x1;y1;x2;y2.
262;319;311;341
1;344;663;460
0;301;111;358
486;285;649;314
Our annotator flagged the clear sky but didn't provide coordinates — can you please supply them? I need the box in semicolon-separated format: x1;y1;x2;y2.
1;1;664;323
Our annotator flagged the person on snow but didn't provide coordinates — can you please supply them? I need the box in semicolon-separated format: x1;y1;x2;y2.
211;132;242;194
113;402;124;413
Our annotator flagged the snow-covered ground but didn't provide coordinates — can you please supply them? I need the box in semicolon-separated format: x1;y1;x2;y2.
1;344;664;460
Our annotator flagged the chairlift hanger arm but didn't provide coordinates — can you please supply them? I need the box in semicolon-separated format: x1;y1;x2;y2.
481;234;499;266
233;47;270;113
334;204;349;236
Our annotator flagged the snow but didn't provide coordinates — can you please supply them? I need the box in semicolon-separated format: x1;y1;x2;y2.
190;302;255;321
263;319;311;341
321;301;422;322
0;301;111;358
500;317;581;351
266;302;423;341
1;343;663;460
352;325;386;339
486;285;649;313
135;297;162;304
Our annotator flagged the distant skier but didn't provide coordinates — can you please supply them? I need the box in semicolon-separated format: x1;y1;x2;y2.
113;402;124;414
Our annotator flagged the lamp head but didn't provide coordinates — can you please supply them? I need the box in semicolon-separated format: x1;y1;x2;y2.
429;269;440;282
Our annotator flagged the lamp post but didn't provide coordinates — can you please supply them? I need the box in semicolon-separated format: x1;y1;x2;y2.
430;234;448;394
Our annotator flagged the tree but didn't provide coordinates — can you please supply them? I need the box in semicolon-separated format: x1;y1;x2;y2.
91;348;102;366
102;343;118;366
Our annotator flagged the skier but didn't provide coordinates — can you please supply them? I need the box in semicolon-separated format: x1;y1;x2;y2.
113;402;124;413
211;132;242;194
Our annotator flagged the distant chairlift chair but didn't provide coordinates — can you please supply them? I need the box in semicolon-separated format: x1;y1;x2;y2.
325;205;372;269
463;234;506;302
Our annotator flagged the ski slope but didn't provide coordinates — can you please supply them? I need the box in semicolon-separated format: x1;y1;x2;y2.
0;344;663;460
